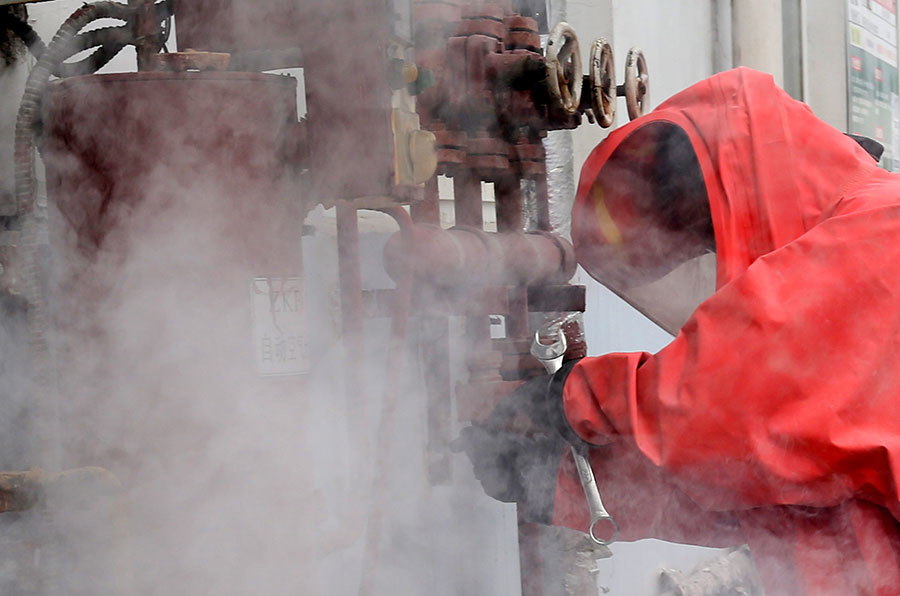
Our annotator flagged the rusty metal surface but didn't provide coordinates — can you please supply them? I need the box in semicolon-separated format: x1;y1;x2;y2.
504;16;541;51
175;0;304;55
147;50;231;72
176;0;427;202
495;176;523;231
43;71;300;251
358;206;416;596
411;175;441;223
134;0;162;71
527;285;586;315
453;172;484;226
383;225;576;288
363;283;585;320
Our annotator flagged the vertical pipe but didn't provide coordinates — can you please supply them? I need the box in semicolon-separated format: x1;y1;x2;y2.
518;513;546;596
336;201;364;348
501;177;533;347
506;286;530;340
411;176;441;224
732;0;785;86
358;206;415;596
712;0;734;74
336;201;365;445
411;177;451;483
422;317;452;484
133;0;161;71
518;1;569;590
454;169;490;351
495;176;524;233
453;172;484;228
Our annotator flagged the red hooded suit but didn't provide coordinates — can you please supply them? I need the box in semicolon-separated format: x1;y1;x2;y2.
553;68;900;595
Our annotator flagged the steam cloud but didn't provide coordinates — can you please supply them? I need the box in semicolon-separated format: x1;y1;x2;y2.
0;2;536;595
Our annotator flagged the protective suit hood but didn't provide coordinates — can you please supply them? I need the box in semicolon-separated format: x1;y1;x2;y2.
557;67;900;595
572;68;879;329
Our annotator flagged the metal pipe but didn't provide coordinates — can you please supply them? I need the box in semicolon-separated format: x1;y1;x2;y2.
411;176;441;224
383;225;576;288
358;206;415;596
453;172;483;228
712;0;733;74
335;200;366;465
15;1;135;471
732;0;784;86
495;176;524;232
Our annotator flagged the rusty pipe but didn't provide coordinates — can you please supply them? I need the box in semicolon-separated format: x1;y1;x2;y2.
383;225;576;288
358;206;415;596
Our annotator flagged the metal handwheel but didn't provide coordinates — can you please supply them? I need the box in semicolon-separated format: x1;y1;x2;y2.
624;46;649;120
546;22;583;116
589;37;616;128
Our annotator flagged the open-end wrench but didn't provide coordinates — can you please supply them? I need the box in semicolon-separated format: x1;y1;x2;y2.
531;329;619;546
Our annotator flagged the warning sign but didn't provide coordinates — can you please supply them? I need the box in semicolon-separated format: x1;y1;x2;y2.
251;277;309;376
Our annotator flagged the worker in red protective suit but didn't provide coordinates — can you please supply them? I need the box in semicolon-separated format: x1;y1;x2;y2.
459;67;900;595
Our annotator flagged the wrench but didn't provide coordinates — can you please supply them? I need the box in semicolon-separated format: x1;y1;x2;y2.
531;329;619;546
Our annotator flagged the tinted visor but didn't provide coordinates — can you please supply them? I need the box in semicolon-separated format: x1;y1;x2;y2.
573;122;717;333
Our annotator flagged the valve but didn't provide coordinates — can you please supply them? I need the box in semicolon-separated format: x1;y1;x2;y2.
589;38;616;128
545;22;583;116
622;47;649;120
148;49;231;72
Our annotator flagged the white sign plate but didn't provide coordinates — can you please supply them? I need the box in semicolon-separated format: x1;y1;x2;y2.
251;277;309;376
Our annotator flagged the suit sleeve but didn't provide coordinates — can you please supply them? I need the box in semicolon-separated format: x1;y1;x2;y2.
554;207;900;529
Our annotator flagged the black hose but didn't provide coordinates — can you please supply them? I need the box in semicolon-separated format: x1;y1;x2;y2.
5;9;47;60
5;11;127;74
55;25;133;77
6;0;175;76
15;2;134;214
14;2;135;470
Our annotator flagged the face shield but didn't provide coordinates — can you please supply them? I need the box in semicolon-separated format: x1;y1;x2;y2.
572;122;717;334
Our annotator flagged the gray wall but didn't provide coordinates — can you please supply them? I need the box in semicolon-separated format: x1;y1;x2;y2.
804;0;849;129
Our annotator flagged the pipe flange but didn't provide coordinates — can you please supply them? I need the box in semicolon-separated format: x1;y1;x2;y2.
528;230;576;284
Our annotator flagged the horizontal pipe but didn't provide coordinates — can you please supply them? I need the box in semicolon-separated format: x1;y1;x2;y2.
383;224;576;288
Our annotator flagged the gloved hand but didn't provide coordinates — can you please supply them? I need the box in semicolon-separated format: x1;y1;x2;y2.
455;360;587;524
